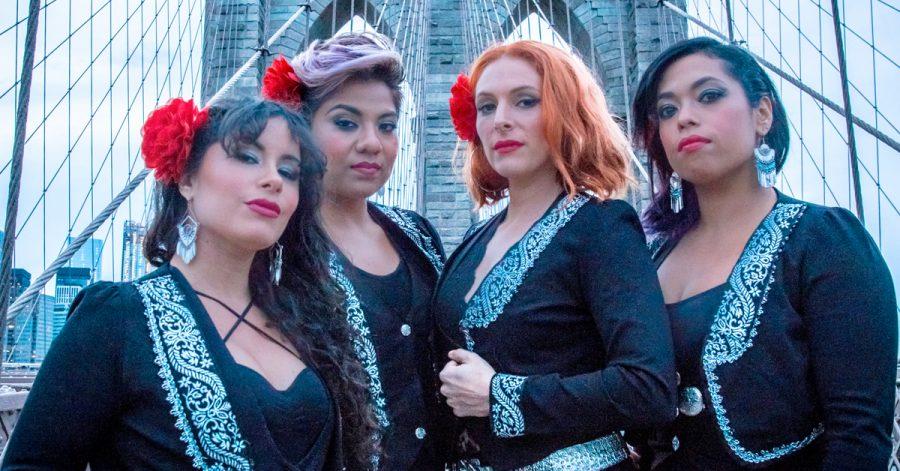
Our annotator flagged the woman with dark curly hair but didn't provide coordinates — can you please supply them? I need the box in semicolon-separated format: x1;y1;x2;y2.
2;96;378;470
631;37;896;469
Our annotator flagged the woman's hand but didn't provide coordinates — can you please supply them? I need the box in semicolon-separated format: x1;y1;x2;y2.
438;349;496;417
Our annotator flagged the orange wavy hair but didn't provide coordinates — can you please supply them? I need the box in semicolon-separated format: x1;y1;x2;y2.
462;40;634;207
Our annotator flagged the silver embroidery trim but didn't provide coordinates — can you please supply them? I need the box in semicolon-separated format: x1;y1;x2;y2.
451;433;627;470
135;275;251;470
461;195;589;350
702;202;824;463
374;204;444;274
519;433;628;471
490;374;526;438
464;217;492;241
328;253;391;430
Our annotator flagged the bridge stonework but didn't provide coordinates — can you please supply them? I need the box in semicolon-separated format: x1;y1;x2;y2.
203;0;686;251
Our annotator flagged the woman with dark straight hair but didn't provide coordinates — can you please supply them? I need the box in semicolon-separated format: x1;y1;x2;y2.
3;96;378;470
631;36;897;469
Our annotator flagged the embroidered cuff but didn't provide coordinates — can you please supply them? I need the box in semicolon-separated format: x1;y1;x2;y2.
490;373;527;438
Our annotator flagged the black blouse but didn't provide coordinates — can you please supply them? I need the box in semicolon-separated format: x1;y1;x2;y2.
432;194;677;470
329;203;446;470
233;365;333;468
2;264;345;470
658;285;822;470
646;192;896;470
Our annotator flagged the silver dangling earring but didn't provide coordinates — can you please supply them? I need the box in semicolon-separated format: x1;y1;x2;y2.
755;138;777;188
669;172;684;214
270;242;283;285
176;213;198;264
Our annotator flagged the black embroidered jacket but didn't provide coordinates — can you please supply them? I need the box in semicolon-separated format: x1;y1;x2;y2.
432;194;678;470
646;192;897;469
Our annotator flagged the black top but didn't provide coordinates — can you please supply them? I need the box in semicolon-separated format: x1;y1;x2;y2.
341;252;413;341
645;192;897;470
2;264;345;471
432;194;677;470
659;286;822;470
233;365;333;468
330;203;446;470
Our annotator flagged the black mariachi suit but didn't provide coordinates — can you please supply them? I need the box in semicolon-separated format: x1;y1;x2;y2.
432;194;678;470
328;203;446;470
646;192;897;470
3;263;346;470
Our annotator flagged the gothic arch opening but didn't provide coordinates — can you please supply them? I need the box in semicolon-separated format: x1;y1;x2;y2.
307;0;395;42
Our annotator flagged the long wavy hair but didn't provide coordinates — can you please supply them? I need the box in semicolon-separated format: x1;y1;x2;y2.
462;40;635;207
143;96;378;469
633;37;790;243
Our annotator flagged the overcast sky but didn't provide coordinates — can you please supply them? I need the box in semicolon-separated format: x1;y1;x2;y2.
0;0;897;300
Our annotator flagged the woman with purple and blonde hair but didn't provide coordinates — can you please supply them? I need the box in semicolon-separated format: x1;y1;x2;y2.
263;32;446;470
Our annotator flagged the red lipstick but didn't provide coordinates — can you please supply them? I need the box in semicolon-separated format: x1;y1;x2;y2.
678;135;711;153
493;140;523;155
246;199;281;218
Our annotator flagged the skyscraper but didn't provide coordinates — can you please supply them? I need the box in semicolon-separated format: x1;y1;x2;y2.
66;236;104;281
4;270;55;364
53;267;91;339
121;221;148;281
5;298;55;363
10;269;30;300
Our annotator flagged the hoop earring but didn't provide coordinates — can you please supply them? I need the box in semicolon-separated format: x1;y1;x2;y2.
755;138;777;188
669;172;684;214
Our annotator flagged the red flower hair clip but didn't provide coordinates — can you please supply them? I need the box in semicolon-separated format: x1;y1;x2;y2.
449;73;478;142
262;56;305;110
141;98;208;185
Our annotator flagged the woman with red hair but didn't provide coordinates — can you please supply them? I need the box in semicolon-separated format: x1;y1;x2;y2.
433;40;677;469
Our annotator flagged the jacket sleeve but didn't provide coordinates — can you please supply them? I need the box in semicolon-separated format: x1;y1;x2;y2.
799;207;897;469
488;200;678;439
2;283;127;470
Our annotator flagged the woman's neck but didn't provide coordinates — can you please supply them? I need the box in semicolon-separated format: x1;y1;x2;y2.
694;167;777;233
171;231;254;303
319;192;373;241
505;167;565;226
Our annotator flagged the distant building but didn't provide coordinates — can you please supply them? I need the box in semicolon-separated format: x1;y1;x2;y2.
121;221;148;281
5;295;55;363
9;269;30;301
66;236;104;282
4;270;55;363
53;267;91;339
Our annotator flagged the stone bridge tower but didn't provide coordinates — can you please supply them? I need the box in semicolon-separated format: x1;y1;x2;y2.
203;0;687;250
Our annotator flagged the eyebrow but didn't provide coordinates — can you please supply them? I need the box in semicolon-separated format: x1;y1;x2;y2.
240;141;301;162
326;104;361;116
326;104;398;120
657;76;724;101
476;85;539;99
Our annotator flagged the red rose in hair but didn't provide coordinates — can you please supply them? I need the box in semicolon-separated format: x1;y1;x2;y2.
449;73;478;142
141;98;208;185
262;56;304;110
